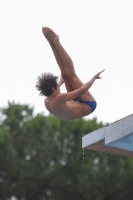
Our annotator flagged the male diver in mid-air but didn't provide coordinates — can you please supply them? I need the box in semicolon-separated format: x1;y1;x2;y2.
35;27;105;120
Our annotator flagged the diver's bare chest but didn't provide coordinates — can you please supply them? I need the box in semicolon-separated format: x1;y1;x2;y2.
45;100;62;114
45;100;88;114
45;101;54;112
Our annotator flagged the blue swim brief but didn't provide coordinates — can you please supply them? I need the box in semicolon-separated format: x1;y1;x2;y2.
75;98;97;113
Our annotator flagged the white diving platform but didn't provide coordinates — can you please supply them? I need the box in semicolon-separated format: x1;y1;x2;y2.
82;114;133;157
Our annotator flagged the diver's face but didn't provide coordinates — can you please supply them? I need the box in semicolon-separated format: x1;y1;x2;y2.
56;86;61;94
53;86;60;95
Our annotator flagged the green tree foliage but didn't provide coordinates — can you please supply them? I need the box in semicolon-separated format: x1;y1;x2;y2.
0;102;133;200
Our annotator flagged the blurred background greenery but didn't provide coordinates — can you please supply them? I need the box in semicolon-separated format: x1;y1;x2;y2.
0;102;133;200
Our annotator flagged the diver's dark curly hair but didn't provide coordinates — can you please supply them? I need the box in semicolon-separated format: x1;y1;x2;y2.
35;73;58;97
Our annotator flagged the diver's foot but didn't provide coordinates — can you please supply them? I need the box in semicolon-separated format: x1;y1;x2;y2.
42;26;59;42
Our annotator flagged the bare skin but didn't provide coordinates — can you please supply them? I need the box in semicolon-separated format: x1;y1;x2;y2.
42;27;105;120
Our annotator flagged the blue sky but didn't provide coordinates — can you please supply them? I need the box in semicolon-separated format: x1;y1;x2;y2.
0;0;133;123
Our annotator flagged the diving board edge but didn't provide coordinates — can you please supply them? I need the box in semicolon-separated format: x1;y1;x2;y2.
82;114;133;157
82;127;105;148
85;140;133;157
